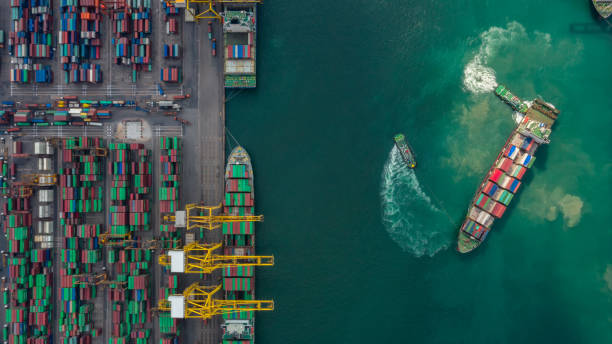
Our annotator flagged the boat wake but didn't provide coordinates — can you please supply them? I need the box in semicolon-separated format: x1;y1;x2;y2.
463;22;534;94
463;58;497;94
380;146;451;257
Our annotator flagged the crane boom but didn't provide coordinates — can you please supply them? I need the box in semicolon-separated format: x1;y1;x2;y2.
169;0;261;21
158;283;274;319
159;242;274;273
164;203;262;230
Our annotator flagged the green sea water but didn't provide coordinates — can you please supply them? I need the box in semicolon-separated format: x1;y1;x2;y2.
227;0;612;342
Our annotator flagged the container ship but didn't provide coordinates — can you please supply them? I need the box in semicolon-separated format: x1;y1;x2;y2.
457;85;560;253
222;4;257;88
222;146;257;343
592;0;612;19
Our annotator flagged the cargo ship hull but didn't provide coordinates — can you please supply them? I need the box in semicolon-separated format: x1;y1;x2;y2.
222;5;257;88
222;146;257;343
457;86;559;253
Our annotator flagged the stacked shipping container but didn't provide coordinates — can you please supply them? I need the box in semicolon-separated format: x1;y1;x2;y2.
59;0;102;83
160;67;181;83
8;0;54;83
108;142;152;343
162;44;180;59
159;137;181;246
111;0;152;82
159;137;182;343
58;137;105;343
2;148;54;343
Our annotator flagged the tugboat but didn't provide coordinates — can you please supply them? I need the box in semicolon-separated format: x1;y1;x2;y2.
393;133;416;168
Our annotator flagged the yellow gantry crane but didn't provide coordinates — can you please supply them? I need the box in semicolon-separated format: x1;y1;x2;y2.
9;173;57;198
72;273;127;288
158;283;273;319
158;242;273;274
99;232;132;245
164;203;262;231
100;236;181;250
170;0;261;21
21;173;57;186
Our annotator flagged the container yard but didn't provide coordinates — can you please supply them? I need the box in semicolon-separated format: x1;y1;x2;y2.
0;1;270;344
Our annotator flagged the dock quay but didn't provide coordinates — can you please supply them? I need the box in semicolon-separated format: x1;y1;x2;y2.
0;1;272;344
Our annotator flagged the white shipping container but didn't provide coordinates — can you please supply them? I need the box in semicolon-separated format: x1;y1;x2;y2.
38;157;52;171
476;211;493;226
38;189;54;203
37;204;52;218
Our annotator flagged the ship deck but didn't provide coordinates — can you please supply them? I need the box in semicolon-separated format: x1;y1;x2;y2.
525;107;555;127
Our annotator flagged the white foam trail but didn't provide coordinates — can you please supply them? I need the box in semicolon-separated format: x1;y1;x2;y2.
463;22;532;94
380;147;450;257
463;59;497;94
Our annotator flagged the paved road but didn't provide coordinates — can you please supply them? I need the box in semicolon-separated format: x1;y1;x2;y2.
15;125;182;138
9;84;188;98
178;13;226;344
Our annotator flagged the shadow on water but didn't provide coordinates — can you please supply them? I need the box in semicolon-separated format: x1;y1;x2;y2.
570;1;612;34
532;144;550;173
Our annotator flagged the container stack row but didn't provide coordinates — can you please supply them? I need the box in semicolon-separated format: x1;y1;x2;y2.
30;140;55;344
461;132;538;241
158;275;180;344
2;151;54;344
34;141;55;249
107;248;153;344
59;0;102;83
108;142;153;343
158;137;182;343
111;0;152;82
8;0;54;83
162;44;180;59
159;137;181;248
108;143;151;235
58;137;105;343
160;67;181;83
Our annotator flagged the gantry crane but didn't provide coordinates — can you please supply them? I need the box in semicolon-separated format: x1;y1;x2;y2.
99;232;132;245
101;236;181;250
169;0;261;21
159;242;273;274
21;174;57;186
72;147;108;157
164;203;262;231
47;138;108;157
8;174;57;198
72;273;127;288
158;283;273;319
9;184;32;198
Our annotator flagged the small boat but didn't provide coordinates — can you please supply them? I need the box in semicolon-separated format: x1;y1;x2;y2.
393;133;416;168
